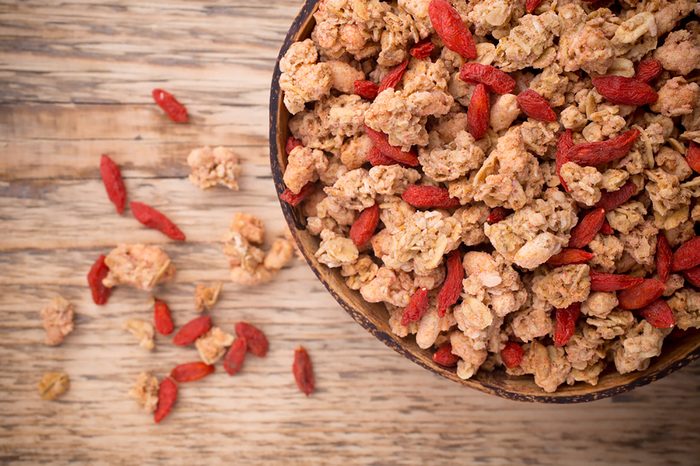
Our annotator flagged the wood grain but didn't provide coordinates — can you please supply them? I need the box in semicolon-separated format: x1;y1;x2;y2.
0;1;699;465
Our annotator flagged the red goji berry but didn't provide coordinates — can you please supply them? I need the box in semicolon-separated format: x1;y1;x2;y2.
686;142;700;173
684;266;700;287
566;129;640;166
223;337;247;375
402;185;460;209
154;377;177;424
546;248;594;267
87;254;111;305
401;288;430;326
467;83;489;140
591;76;658;106
556;130;574;192
432;342;459;367
634;58;662;83
516;89;557;122
656;234;672;283
458;63;515;94
429;0;477;59
378;60;409;93
525;0;544;13
170;362;215;383
235;322;269;357
130;201;186;241
638;299;675;329
554;303;580;347
172;315;212;346
293;346;315;396
285;136;303;155
594;180;637;211
486;207;511;224
349;204;380;248
354;80;379;100
501;341;525;368
99;154;126;214
589;271;645;292
618;279;666;310
152;88;188;123
568;208;605;249
600;219;614;235
153;298;174;336
672;237;700;272
364;125;419;167
366;146;398;166
280;182;315;207
437;250;464;317
410;39;435;60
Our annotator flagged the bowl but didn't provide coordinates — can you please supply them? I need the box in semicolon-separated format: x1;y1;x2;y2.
268;0;700;402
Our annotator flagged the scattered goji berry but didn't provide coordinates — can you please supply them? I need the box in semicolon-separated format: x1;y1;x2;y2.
153;298;174;336
568;208;605;248
600;219;614;235
410;39;435;60
516;89;556;122
458;63;515;94
525;0;544;13
428;0;477;59
293;346;314;396
172;315;212;346
546;248;594;267
556;129;574;192
170;362;215;383
401;288;430;326
378;60;409;93
437;249;464;317
364;125;419;166
566;129;639;166
432;342;459;367
684;266;700;287
349;204;380;248
130;201;186;241
617;279;666;310
594;180;637;211
223;336;247;375
486;206;511;224
402;185;460;209
591;76;658;106
280;182;315;207
501;341;525;368
87;254;111;305
235;322;269;357
285;136;303;155
554;303;580;347
154;377;177;424
152;88;188;123
366;146;398;166
467;83;489;140
671;237;700;272
99;154;126;214
655;234;672;283
589;271;645;292
634;58;662;83
354;80;379;100
686;142;700;173
638;299;675;329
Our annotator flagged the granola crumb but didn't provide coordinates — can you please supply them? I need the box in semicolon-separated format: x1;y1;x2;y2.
129;372;159;413
103;244;175;291
194;282;223;312
40;295;74;346
195;327;234;365
187;146;241;191
123;318;155;351
38;372;70;401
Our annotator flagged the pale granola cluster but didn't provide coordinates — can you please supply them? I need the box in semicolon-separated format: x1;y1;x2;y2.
187;146;242;191
280;0;700;392
103;244;175;291
40;295;75;346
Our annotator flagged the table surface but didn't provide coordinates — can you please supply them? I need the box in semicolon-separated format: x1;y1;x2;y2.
1;1;699;465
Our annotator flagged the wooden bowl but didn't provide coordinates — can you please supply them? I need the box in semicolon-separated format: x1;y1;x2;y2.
268;0;700;402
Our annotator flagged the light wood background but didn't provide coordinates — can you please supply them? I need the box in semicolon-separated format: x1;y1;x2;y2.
1;1;699;465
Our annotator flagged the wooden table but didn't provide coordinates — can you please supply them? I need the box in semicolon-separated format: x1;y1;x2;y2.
1;1;699;465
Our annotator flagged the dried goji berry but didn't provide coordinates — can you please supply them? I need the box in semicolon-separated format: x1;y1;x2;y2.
655;234;672;283
458;63;515;94
170;362;215;383
634;58;662;83
672;237;700;272
589;271;645;292
153;298;174;336
638;299;675;329
566;129;639;166
293;346;314;396
280;182;315;207
152;88;188;123
364;125;419;167
235;322;269;357
437;249;463;317
285;136;303;155
349;204;380;248
600;219;614;235
402;185;460;209
410;39;435;60
99;154;126;214
87;254;111;305
486;207;511;224
354;80;379;100
378;60;409;93
432;342;459;367
516;89;556;122
172;315;212;346
554;303;580;347
154;377;177;424
501;341;525;368
525;0;544;13
556;129;574;192
366;146;398;166
618;279;665;310
130;201;186;241
568;208;605;248
467;83;489;140
684;266;700;287
594;180;637;211
686;142;700;173
546;248;594;267
401;288;430;326
428;0;477;59
591;76;658;106
223;336;247;375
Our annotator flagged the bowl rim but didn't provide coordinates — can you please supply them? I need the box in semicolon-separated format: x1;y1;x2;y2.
268;0;700;403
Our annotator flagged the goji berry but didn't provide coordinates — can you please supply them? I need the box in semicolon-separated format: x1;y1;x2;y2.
410;39;435;60
671;237;700;272
486;206;511;224
638;299;675;329
366;146;398;166
686;142;700;173
467;83;489;140
364;125;419;167
428;0;477;59
655;234;672;283
280;182;315;207
568;208;605;248
501;341;525;368
130;201;186;241
458;63;515;94
566;129;639;166
556;129;574;192
591;76;658;106
152;88;188;123
617;279;666;310
432;342;459;367
437;249;463;317
516;89;556;122
170;362;215;383
402;185;460;209
525;0;544;13
99;154;126;214
223;336;247;375
235;322;269;357
87;254;111;305
600;219;614;235
684;266;700;287
401;288;430;326
293;346;314;396
354;80;379;100
594;180;637;211
154;377;177;424
378;60;409;93
153;298;174;336
172;315;212;346
589;271;645;292
554;303;580;347
285;136;303;155
634;58;662;83
546;248;594;267
349;204;380;248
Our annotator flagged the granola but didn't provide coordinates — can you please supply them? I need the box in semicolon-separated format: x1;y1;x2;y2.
129;372;159;413
38;372;70;401
103;244;175;291
40;295;74;346
187;146;242;191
